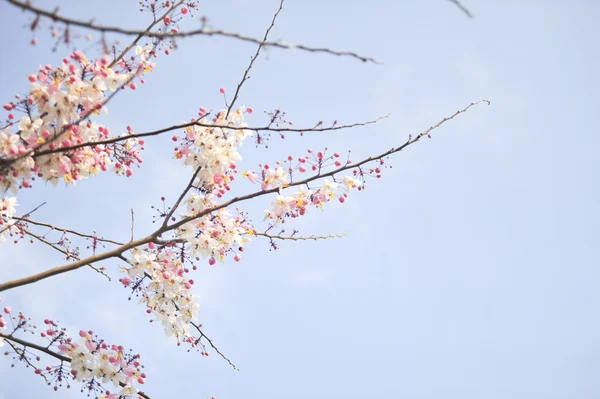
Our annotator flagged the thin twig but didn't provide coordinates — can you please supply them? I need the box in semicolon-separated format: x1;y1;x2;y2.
191;322;238;370
23;228;111;281
130;209;135;242
226;0;284;118
446;0;473;18
15;217;123;246
255;231;347;241
162;166;203;229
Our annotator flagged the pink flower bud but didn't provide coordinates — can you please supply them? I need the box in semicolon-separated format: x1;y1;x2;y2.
219;87;225;94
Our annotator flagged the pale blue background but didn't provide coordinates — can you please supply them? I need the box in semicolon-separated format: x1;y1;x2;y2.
1;0;599;398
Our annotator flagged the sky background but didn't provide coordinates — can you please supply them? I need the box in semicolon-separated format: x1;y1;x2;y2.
1;0;599;398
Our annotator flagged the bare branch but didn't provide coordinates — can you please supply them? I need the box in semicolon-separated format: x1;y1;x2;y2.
226;0;284;118
5;0;378;63
22;228;112;281
446;0;473;18
191;322;238;371
162;166;203;229
17;217;124;246
255;231;348;241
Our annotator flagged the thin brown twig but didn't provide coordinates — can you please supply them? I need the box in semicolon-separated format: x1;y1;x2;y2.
446;0;473;18
23;228;111;281
4;339;51;385
0;100;489;293
16;217;124;246
162;166;203;229
5;0;378;64
226;0;284;118
255;231;348;241
191;322;238;370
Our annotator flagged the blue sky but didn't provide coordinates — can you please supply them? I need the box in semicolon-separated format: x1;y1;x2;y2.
1;0;599;398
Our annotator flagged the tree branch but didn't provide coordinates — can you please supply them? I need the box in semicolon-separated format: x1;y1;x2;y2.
5;0;378;63
31;116;388;158
0;100;488;293
446;0;473;18
0;332;153;399
226;0;284;118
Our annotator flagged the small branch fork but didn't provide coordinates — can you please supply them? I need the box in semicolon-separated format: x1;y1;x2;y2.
5;0;378;64
0;333;153;399
0;99;489;294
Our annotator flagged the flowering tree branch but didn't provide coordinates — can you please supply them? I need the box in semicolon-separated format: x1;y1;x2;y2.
5;0;379;63
0;332;153;399
0;99;489;294
30;115;388;159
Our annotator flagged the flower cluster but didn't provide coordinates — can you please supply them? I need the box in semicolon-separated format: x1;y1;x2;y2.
0;196;18;241
123;246;199;342
57;330;146;397
265;176;361;223
174;106;252;195
1;47;154;195
177;192;253;263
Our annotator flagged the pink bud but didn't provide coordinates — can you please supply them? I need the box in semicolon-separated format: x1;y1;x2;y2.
3;306;11;314
164;16;172;24
299;165;306;173
219;87;225;94
338;196;345;203
129;82;137;90
246;107;253;114
234;254;241;262
181;7;189;14
208;257;216;266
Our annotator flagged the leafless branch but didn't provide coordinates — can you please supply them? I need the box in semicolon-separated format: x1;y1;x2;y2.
162;166;203;229
17;217;124;246
446;0;473;18
23;228;111;281
226;0;284;118
255;231;348;241
191;322;238;371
